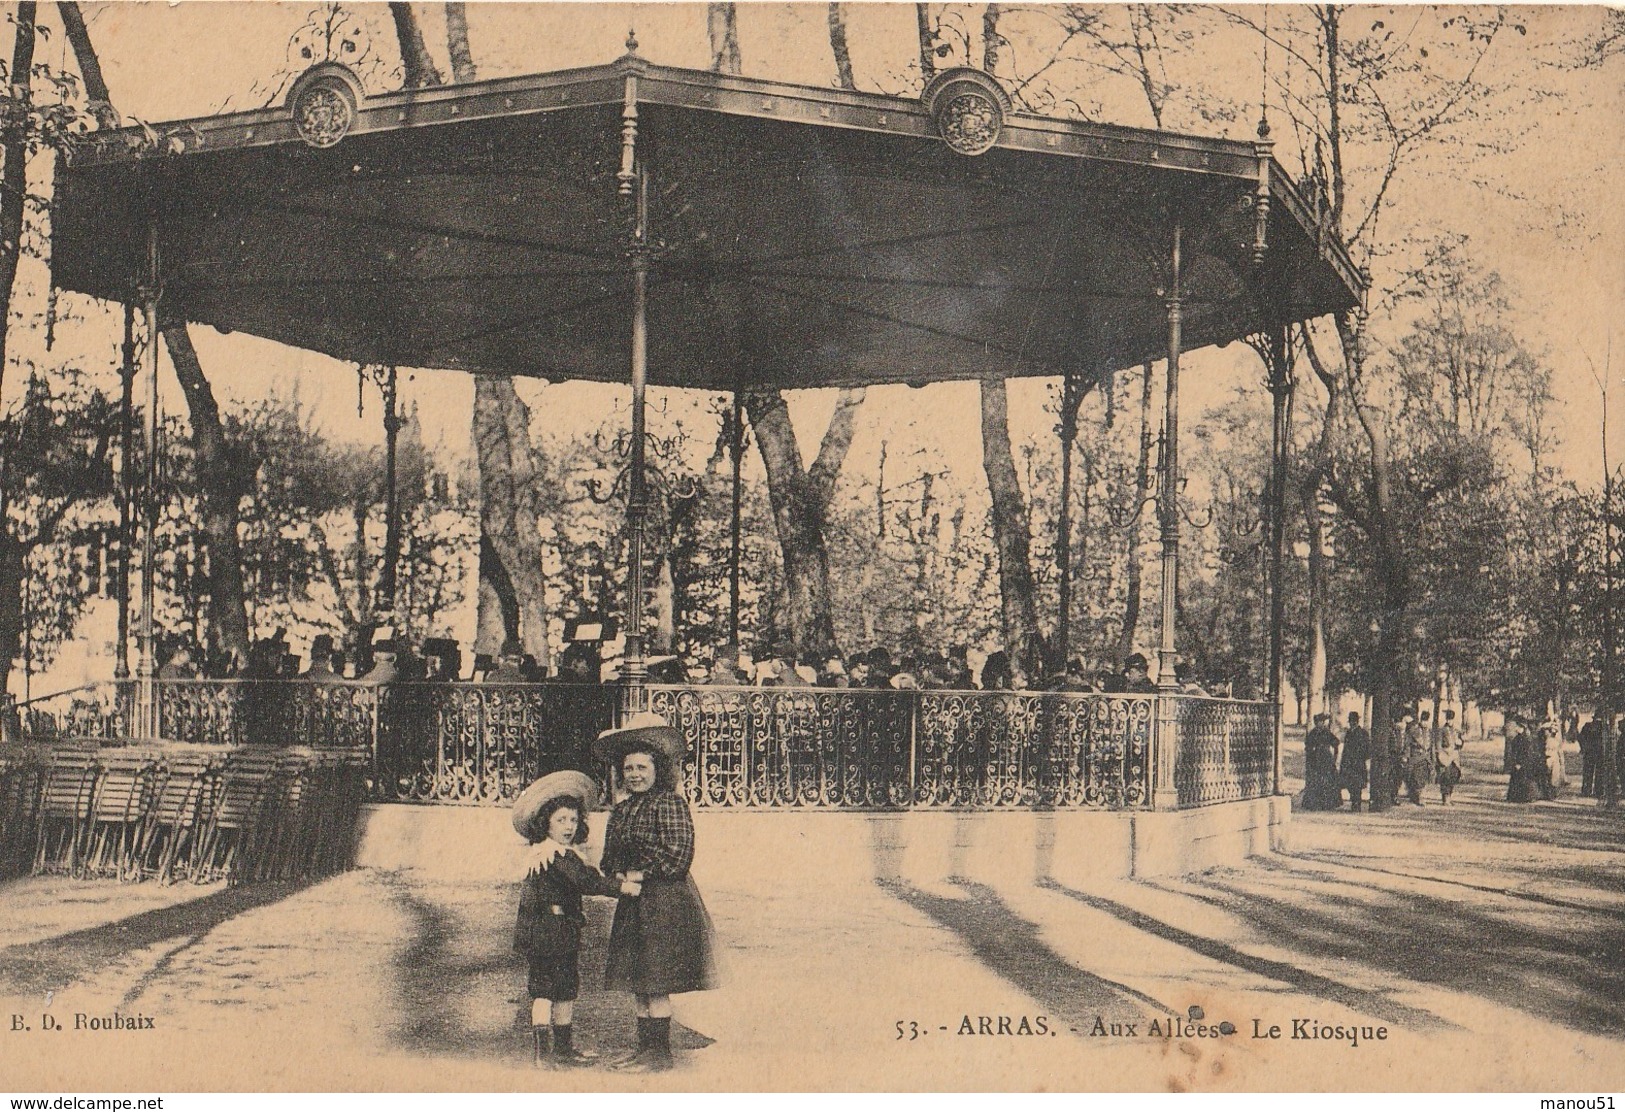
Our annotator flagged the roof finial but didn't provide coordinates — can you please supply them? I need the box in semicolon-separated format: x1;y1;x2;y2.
626;28;640;55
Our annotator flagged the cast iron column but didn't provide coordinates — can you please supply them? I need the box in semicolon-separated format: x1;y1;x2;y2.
378;365;402;614
136;225;161;740
1152;224;1184;810
729;390;743;649
1156;225;1184;691
1267;324;1294;795
621;165;650;712
115;304;135;682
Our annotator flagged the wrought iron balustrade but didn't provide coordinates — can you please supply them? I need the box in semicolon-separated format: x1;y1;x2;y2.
1168;694;1277;807
11;683;131;742
913;690;1154;808
648;685;913;808
650;685;1156;810
155;679;379;750
375;682;616;804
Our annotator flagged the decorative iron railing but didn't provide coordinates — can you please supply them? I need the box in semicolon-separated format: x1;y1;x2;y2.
647;686;1157;809
374;682;615;804
157;679;379;750
8;681;1276;811
913;690;1155;808
1169;695;1277;808
648;685;914;808
10;684;130;741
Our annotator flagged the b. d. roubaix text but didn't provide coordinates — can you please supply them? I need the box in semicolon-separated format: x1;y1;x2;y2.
11;1013;157;1032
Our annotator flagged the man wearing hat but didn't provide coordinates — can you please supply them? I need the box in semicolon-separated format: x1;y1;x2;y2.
485;640;530;684
1120;653;1157;694
592;712;717;1072
512;770;641;1067
300;634;339;682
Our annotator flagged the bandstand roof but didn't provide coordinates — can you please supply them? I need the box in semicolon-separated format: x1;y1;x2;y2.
52;54;1363;391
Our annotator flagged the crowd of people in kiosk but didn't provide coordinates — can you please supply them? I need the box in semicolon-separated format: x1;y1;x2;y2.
152;630;1225;698
1299;705;1621;810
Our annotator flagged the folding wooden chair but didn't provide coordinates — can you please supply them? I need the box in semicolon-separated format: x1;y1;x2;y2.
136;751;219;883
82;752;158;880
192;748;282;884
32;744;101;875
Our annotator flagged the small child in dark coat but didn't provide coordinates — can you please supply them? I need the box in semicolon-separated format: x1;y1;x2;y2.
515;794;640;1067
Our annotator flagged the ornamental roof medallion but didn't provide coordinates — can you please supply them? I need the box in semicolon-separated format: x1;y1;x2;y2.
288;62;365;149
921;67;1012;157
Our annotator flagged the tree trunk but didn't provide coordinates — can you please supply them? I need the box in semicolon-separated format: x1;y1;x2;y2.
652;552;676;654
0;2;38;405
916;3;935;81
981;3;1002;72
0;537;23;691
980;376;1046;681
742;389;852;661
433;4;551;665
390;2;444;87
1355;393;1411;812
472;376;550;666
445;2;475;83
827;3;854;89
57;2;117;128
1301;476;1329;718
162;322;252;664
1116;363;1154;667
707;2;742;74
718;3;863;662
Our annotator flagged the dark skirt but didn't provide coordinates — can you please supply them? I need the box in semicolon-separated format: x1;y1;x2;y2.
605;875;719;996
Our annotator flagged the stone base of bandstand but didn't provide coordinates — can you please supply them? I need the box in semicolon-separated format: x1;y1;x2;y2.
353;796;1291;889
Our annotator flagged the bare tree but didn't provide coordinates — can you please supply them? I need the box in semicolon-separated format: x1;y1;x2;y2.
389;1;442;87
56;2;259;665
1215;6;1518;797
711;1;867;660
395;0;554;665
162;321;252;662
968;5;1049;679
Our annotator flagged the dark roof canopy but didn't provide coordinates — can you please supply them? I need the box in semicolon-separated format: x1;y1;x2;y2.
52;55;1362;391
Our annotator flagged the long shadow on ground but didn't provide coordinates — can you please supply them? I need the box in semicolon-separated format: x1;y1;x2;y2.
1039;879;1453;1031
878;877;1170;1031
1161;857;1625;1038
380;873;711;1069
0;880;315;997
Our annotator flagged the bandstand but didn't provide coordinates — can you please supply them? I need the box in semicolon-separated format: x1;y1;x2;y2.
6;43;1362;886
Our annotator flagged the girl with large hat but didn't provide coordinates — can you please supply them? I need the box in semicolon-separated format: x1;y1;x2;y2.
511;770;642;1068
592;712;718;1072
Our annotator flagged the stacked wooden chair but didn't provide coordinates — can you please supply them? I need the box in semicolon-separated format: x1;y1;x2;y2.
81;752;160;879
191;747;285;883
11;736;369;885
32;744;102;875
133;750;219;883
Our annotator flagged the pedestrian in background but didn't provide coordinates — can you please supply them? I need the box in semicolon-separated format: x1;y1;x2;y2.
1301;713;1341;811
1339;711;1371;811
1434;709;1464;805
